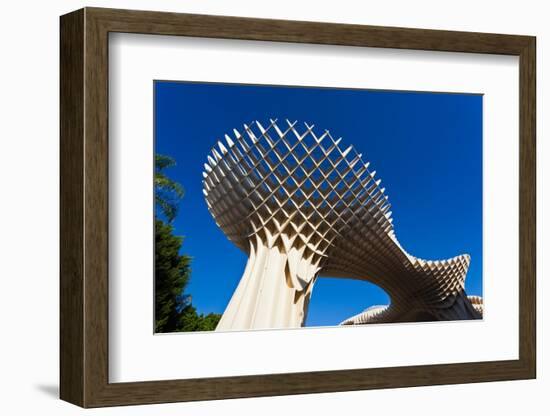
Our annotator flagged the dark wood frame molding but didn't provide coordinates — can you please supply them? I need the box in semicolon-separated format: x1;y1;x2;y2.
60;7;536;408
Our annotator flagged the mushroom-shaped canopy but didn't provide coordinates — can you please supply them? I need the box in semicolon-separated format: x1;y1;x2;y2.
203;119;476;321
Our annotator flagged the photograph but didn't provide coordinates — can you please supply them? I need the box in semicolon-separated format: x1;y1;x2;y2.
153;81;483;333
53;5;537;409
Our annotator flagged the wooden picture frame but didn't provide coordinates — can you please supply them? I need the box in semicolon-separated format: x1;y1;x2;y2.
60;7;536;408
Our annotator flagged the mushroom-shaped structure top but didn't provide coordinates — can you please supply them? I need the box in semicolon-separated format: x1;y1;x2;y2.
202;119;481;330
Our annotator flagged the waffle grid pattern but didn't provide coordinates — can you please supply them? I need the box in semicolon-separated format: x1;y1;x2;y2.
202;120;481;326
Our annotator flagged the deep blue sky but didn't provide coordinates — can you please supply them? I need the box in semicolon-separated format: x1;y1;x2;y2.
154;81;483;327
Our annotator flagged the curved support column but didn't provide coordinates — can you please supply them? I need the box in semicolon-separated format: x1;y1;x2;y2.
216;235;317;331
429;290;482;321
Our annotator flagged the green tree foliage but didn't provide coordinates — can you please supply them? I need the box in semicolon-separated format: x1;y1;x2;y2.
155;218;192;332
155;154;184;223
179;308;224;332
154;155;221;333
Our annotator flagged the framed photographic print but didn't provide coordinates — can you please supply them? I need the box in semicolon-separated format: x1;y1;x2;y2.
60;7;536;408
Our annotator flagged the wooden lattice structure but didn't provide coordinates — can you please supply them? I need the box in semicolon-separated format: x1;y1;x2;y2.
202;119;481;330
